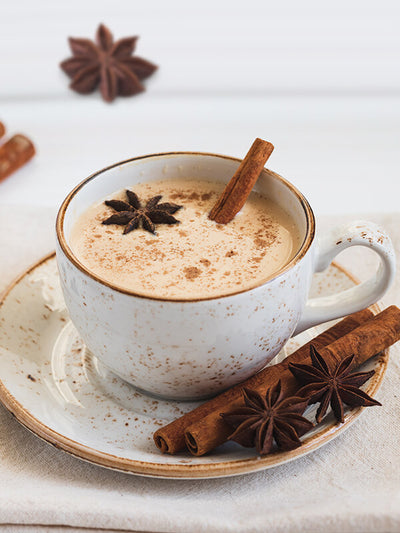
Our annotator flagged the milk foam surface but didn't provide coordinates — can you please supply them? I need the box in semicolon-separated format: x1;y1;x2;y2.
70;179;301;299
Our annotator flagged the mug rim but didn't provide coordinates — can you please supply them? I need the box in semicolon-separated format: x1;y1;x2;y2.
56;151;316;302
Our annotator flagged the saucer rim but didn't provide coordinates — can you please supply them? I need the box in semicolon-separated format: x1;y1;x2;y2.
0;253;388;479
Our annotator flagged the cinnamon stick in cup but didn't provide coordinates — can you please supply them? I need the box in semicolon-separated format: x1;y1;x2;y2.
0;122;5;139
0;134;36;183
208;138;274;224
154;308;373;454
185;306;400;456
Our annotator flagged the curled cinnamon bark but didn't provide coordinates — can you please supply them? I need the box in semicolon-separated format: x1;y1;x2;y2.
154;308;373;455
0;134;35;183
208;138;274;224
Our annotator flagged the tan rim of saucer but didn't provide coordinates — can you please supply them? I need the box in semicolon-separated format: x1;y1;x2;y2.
0;253;388;479
56;152;316;302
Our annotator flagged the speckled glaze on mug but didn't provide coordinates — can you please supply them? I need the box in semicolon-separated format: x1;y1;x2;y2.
56;152;396;400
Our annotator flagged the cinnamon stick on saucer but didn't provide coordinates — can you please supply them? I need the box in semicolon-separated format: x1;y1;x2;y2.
0;122;5;139
154;308;373;455
185;306;400;456
208;138;274;224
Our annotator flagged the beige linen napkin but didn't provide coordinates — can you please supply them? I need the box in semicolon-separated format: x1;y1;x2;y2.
0;206;400;533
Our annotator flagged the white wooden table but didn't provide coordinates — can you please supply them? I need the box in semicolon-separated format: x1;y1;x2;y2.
0;0;399;215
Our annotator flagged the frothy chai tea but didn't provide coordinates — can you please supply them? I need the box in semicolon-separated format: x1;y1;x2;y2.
69;179;301;299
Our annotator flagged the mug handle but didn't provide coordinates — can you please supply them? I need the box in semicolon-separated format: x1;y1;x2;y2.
294;220;396;335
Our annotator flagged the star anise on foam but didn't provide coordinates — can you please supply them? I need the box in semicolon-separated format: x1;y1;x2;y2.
221;381;314;455
289;345;381;424
60;24;157;102
102;189;182;235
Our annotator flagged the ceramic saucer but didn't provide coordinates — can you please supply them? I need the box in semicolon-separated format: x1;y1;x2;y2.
0;254;387;479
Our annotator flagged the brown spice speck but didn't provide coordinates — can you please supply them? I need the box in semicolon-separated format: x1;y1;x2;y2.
188;192;200;201
184;266;201;280
169;192;186;200
27;374;36;382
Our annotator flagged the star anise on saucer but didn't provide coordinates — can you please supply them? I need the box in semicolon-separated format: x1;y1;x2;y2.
102;189;182;234
288;345;381;424
60;24;157;102
221;381;314;455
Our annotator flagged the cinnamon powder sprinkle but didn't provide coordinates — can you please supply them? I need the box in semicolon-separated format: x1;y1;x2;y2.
184;267;201;280
70;179;301;299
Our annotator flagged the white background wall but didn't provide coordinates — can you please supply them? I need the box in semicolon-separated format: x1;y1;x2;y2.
1;0;399;214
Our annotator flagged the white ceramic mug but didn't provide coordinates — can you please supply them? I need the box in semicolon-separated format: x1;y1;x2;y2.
56;152;396;400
